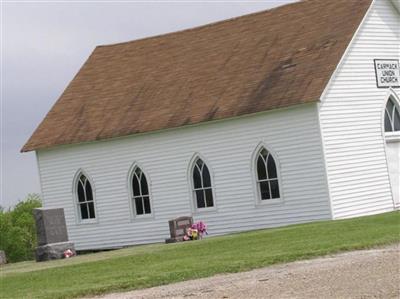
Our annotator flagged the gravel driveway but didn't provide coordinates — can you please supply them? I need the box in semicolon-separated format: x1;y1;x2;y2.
92;244;400;299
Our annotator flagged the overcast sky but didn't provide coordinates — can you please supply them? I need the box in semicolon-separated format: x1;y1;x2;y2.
1;0;296;208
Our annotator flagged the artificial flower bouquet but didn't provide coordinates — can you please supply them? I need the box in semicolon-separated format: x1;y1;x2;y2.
63;249;75;258
183;221;208;241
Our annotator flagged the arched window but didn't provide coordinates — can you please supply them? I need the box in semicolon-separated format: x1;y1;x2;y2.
131;166;151;216
76;173;96;220
192;157;214;209
256;147;280;200
385;97;400;132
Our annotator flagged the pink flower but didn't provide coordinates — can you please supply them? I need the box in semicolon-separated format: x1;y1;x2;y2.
192;221;208;237
63;249;74;258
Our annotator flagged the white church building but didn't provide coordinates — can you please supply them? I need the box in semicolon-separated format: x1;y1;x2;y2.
23;0;399;250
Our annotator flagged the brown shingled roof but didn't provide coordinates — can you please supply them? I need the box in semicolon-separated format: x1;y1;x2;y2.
22;0;372;152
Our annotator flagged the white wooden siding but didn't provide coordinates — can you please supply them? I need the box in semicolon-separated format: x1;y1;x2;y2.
319;0;399;219
37;103;331;250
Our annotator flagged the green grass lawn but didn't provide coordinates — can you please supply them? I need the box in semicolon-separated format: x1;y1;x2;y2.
1;212;399;299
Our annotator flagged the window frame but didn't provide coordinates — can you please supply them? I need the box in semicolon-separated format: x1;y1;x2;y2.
383;94;400;142
127;163;154;220
72;169;98;224
188;154;217;213
252;143;284;206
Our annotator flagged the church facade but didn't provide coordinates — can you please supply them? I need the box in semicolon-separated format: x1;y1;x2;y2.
23;0;399;250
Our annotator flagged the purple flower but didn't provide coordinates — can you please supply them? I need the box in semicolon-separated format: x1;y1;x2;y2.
192;221;208;236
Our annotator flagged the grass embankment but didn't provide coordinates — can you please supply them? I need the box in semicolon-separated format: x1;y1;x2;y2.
1;211;399;299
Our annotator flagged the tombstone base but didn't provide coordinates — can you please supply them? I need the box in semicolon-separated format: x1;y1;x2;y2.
165;237;184;243
35;242;75;262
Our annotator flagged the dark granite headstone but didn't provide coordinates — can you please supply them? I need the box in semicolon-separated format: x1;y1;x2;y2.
33;208;75;262
165;216;193;243
33;208;69;245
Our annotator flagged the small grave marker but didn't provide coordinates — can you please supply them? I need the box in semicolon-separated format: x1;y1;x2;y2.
165;216;193;243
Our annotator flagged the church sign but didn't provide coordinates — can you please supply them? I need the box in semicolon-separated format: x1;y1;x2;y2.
374;59;400;88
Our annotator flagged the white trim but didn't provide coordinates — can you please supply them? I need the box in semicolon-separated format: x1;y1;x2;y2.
382;89;400;140
72;168;98;225
316;103;335;219
126;162;154;220
385;133;400;142
35;151;45;207
382;89;400;209
187;153;217;214
383;90;400;134
250;142;284;206
319;0;375;103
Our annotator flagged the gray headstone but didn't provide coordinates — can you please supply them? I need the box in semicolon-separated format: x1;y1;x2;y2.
0;250;7;265
33;208;69;246
165;216;193;243
35;242;75;262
